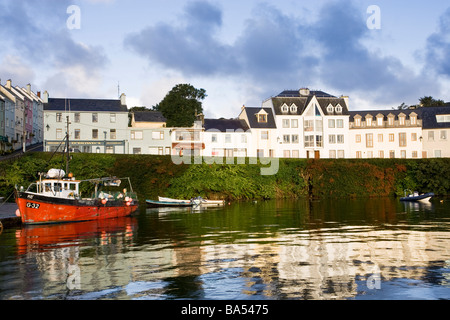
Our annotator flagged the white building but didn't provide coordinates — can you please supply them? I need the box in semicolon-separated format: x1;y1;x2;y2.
349;110;423;159
43;93;129;154
128;111;172;155
262;89;350;159
202;118;251;160
419;106;450;158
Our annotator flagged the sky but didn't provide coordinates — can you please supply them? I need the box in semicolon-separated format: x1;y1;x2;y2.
1;0;450;119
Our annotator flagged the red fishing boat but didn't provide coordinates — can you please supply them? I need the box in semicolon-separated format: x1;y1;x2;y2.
14;117;139;225
15;173;139;225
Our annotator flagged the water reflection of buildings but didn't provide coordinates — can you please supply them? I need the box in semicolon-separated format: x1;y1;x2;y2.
13;208;450;300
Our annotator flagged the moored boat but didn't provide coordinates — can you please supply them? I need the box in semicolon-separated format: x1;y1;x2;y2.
15;172;139;225
400;190;435;202
146;199;193;208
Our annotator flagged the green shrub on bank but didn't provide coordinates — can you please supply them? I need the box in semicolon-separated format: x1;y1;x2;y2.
1;153;449;201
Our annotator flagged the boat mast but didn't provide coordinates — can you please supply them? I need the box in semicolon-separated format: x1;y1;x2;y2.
66;115;70;174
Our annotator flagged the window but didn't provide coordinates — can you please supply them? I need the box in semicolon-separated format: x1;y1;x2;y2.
110;113;116;123
131;131;143;140
399;115;406;126
281;104;289;113
74;129;80;140
74;113;80;123
261;131;269;140
389;134;395;142
282;119;290;128
327;105;334;113
338;150;345;159
292;150;299;158
336;119;344;128
304;135;314;148
367;151;373;158
211;134;217;143
366;133;373;148
152;131;164;140
315;120;323;131
257;149;264;158
355;118;361;127
412;151;418;158
411;115;417;125
292;135;299;144
337;135;344;144
283;135;290;143
428;131;434;142
258;114;267;123
329;135;336;144
366;117;372;127
291;119;298;128
435;150;442;158
390;150;395;159
225;134;231;143
110;129;116;140
378;134;383;142
56;129;62;139
56;113;62;122
335;105;343;114
316;135;323;147
411;133;417;141
92;113;98;123
329;150;336;158
106;146;114;154
133;148;142;155
436;115;450;123
283;150;291;158
356;134;361;143
241;134;247;143
304;120;314;131
388;116;394;126
401;150;406;159
399;133;407;147
328;119;335;128
92;129;98;139
440;130;447;140
356;151;362;159
290;104;298;113
379;151;384;158
377;116;383;127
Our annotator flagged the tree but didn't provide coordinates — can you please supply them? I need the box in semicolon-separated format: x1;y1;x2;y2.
154;84;207;127
419;96;445;107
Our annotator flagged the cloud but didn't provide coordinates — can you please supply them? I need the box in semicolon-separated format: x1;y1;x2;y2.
425;8;450;78
0;0;108;90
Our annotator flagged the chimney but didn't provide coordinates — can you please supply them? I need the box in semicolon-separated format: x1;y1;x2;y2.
341;95;349;108
6;79;12;89
43;91;49;103
27;84;31;94
299;88;310;96
37;91;41;98
120;93;126;106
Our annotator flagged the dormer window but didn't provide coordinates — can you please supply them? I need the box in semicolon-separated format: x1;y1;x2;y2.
366;115;373;127
290;104;298;114
281;104;289;113
256;109;268;123
335;104;343;114
387;114;395;126
399;113;406;126
410;112;417;125
354;115;361;127
327;104;334;113
376;114;384;127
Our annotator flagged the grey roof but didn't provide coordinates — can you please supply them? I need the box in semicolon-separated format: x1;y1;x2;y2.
270;90;349;116
416;106;450;129
241;107;277;129
204;118;250;132
133;111;166;122
44;98;128;112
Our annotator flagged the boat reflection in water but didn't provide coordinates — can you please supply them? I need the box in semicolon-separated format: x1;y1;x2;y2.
14;217;137;298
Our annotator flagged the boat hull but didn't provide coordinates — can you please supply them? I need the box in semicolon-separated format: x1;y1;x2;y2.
16;192;139;225
146;200;192;208
400;192;435;202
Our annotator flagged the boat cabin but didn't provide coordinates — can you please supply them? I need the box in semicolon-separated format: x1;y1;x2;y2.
36;178;81;199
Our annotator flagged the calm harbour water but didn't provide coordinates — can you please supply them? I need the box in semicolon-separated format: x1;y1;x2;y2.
0;197;449;300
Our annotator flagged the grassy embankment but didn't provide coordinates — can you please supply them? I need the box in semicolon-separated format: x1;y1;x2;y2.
1;152;449;201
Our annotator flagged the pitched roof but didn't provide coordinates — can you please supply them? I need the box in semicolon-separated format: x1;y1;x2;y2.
133;111;166;122
241;107;277;129
270;89;349;116
44;98;128;112
204;118;250;132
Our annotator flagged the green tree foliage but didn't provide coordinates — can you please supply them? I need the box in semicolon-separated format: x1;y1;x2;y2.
419;96;445;107
154;84;206;127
